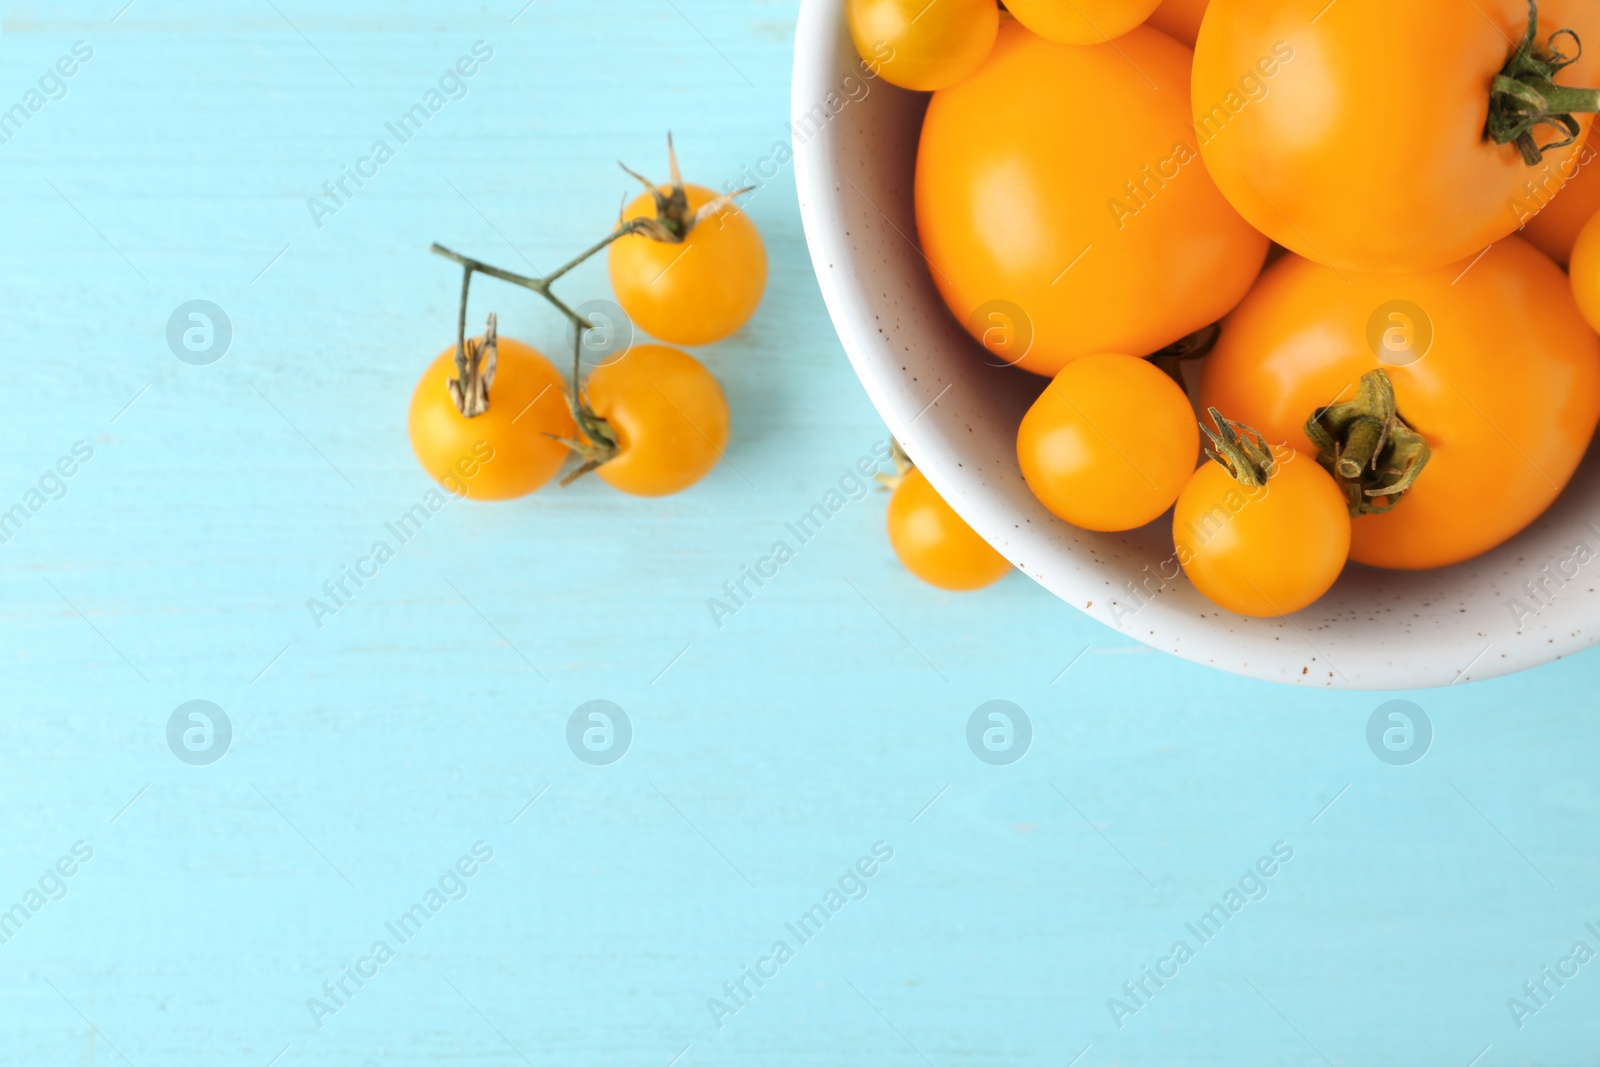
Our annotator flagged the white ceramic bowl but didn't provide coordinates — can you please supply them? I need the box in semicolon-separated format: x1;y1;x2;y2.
791;0;1600;688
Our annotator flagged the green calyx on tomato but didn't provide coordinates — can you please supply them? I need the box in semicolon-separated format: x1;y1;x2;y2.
618;132;753;244
1199;408;1275;490
1489;0;1600;165
1303;370;1431;517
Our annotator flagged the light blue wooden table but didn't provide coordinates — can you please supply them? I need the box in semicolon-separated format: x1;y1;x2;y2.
2;2;1598;1064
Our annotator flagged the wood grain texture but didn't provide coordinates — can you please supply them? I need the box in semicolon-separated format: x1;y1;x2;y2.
0;1;1597;1064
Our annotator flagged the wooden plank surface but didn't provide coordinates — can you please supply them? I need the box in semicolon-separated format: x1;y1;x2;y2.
0;1;1597;1064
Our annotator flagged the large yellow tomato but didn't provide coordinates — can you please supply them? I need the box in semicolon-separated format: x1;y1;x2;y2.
917;18;1267;377
1194;0;1600;274
1200;238;1600;569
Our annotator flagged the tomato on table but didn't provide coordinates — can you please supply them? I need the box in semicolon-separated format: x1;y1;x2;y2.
1174;414;1349;617
1193;0;1600;274
577;344;730;497
847;0;999;91
1017;353;1200;532
409;325;574;501
886;464;1011;591
609;183;766;348
917;18;1267;377
1199;238;1600;569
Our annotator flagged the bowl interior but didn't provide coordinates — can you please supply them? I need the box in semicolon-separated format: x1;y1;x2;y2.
791;0;1600;688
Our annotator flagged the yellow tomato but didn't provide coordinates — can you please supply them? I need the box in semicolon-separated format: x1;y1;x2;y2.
887;467;1011;590
609;184;766;347
584;344;730;496
848;0;1000;91
1569;209;1600;332
1193;0;1600;274
1202;239;1600;569
917;19;1267;376
408;337;573;501
1017;353;1200;531
1174;442;1350;617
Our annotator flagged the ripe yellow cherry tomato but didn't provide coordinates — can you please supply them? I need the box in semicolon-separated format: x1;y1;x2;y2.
1174;431;1350;618
1569;209;1600;332
408;336;574;501
583;344;729;497
1526;129;1600;266
1005;0;1163;44
887;466;1010;590
917;19;1267;377
847;0;999;91
1194;0;1600;274
1017;353;1200;532
609;184;766;347
1147;0;1209;45
1201;239;1600;569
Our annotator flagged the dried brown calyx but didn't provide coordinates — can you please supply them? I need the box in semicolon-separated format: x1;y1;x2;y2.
619;132;754;244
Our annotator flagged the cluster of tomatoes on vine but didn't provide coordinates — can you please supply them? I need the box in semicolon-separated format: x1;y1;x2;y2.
848;0;1600;615
407;137;767;501
404;137;996;595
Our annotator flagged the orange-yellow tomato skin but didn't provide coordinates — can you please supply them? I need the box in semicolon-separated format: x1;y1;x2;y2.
1147;0;1209;45
1200;239;1600;570
1525;130;1600;267
847;0;999;91
1193;0;1600;274
917;20;1268;377
609;185;766;348
1174;447;1349;617
585;344;730;497
408;338;574;501
1017;353;1201;532
887;468;1011;591
1005;0;1162;44
1569;210;1600;333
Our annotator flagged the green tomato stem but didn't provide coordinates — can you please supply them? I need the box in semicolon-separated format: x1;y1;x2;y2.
1200;409;1275;489
1303;369;1431;516
1487;0;1595;165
